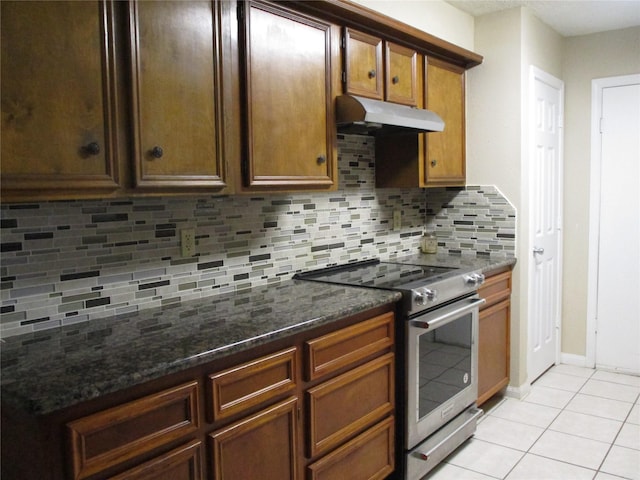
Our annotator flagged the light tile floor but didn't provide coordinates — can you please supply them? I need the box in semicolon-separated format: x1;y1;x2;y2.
425;365;640;480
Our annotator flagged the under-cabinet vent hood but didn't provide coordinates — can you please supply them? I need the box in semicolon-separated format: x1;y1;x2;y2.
336;95;445;135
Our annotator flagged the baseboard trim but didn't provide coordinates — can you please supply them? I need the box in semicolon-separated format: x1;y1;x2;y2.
560;353;589;367
505;382;531;401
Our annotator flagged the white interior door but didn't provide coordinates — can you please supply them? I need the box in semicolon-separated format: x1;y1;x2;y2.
528;67;563;383
593;80;640;374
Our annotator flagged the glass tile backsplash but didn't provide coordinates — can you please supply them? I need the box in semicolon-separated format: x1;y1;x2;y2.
0;134;515;337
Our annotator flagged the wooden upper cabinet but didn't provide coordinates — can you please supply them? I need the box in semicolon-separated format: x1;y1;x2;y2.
128;1;227;190
343;29;418;107
343;28;383;100
425;57;466;186
385;42;418;106
0;0;119;199
240;0;339;191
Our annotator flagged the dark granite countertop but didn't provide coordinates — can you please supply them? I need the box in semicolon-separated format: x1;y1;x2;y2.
0;253;515;417
0;279;401;415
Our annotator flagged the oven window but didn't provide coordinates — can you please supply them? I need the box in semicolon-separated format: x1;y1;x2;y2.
418;312;472;420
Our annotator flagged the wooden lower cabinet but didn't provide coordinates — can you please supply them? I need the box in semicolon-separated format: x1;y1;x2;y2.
209;397;299;480
0;305;396;480
0;306;395;479
477;269;512;405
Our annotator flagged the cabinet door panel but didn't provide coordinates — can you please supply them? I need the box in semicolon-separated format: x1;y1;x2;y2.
385;42;418;106
478;299;511;405
307;417;394;480
210;397;298;480
1;0;119;194
242;1;337;189
344;28;383;100
307;353;394;457
130;1;226;189
425;58;466;185
110;440;203;480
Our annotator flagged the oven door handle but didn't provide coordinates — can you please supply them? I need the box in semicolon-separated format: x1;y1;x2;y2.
411;297;485;330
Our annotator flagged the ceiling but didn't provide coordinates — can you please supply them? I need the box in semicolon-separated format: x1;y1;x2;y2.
445;0;640;36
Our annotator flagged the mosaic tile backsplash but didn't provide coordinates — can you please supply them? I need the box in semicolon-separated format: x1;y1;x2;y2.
0;134;515;337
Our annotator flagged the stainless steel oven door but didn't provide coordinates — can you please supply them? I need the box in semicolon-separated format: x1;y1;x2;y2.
406;295;484;449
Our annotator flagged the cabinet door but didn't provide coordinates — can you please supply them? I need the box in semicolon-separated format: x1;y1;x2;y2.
425;58;466;186
307;417;394;480
129;1;227;190
110;440;203;480
385;42;418;106
307;353;394;457
210;397;299;480
1;1;119;198
343;28;383;100
241;1;338;190
478;299;511;405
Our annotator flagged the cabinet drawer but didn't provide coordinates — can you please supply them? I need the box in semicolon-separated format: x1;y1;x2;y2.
305;312;394;381
110;440;203;480
208;347;297;421
307;416;394;480
67;381;200;480
479;270;512;309
307;353;394;457
209;397;298;480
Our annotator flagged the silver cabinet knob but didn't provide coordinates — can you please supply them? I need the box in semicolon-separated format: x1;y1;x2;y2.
533;247;545;255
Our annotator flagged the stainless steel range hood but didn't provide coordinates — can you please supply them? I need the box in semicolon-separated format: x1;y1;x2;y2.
336;95;444;135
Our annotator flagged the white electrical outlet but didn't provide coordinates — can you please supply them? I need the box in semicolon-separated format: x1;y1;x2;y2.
393;210;402;231
181;229;196;257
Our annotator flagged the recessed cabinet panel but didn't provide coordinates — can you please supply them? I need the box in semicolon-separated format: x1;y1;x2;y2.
307;353;394;457
0;0;119;196
343;28;383;100
129;1;227;189
109;440;204;480
385;42;418;106
425;58;466;186
241;1;337;189
307;417;394;480
210;397;298;480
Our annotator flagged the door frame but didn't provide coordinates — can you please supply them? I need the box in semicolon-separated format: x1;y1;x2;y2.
586;74;640;368
527;66;564;382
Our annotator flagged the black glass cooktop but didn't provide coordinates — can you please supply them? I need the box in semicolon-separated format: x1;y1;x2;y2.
294;259;457;290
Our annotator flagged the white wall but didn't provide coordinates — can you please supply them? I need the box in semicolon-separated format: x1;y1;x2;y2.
466;6;563;389
562;26;640;356
349;0;475;50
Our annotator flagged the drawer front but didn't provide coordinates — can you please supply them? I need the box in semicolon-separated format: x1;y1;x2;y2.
305;312;394;381
307;416;395;480
110;440;203;480
479;270;512;309
307;353;394;457
209;397;298;480
67;381;200;480
208;347;297;421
